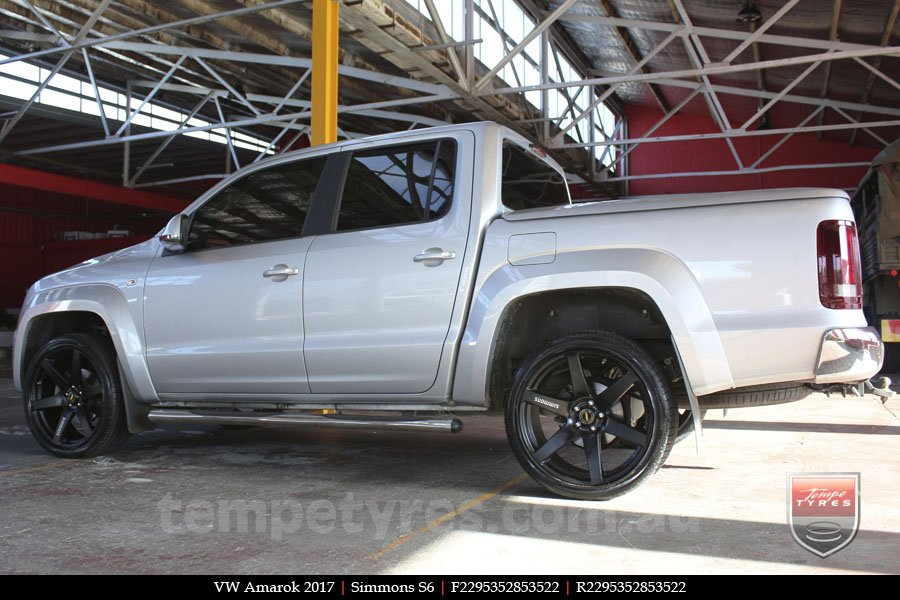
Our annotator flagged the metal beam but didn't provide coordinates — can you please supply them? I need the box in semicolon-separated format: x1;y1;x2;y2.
817;0;843;140
552;13;880;54
14;92;458;156
670;0;741;168
853;56;900;93
721;0;801;64
127;80;453;127
0;0;111;144
474;0;578;92
130;91;215;186
81;47;109;137
646;77;900;118
831;106;890;147
114;54;186;136
749;106;824;169
558;118;900;149
597;0;669;112
552;28;681;143
0;0;308;66
605;161;871;183
489;45;900;97
337;3;527;135
609;86;705;167
850;0;900;145
311;0;338;145
0;163;186;211
422;0;466;86
739;54;829;130
95;41;448;95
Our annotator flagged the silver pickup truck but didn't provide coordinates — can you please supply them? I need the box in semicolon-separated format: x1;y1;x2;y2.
12;122;882;499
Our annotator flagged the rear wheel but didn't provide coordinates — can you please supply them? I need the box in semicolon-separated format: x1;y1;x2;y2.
505;331;677;500
23;333;129;458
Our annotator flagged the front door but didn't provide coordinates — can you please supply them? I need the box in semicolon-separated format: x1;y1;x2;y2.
144;155;327;396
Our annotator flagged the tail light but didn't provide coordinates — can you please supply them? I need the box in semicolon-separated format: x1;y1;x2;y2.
817;220;862;310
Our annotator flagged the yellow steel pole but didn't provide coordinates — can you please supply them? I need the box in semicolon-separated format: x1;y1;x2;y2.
311;0;339;146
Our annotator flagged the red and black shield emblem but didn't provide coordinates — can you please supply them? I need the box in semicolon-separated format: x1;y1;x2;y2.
788;473;860;557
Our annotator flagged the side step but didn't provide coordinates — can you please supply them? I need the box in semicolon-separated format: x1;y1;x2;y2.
147;410;464;434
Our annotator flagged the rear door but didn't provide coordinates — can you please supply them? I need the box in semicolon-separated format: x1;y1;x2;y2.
302;135;472;394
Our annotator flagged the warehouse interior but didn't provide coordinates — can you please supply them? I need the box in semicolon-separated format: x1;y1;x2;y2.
0;0;898;575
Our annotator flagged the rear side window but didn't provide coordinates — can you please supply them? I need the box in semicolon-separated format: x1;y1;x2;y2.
188;156;326;249
501;143;569;210
336;139;456;232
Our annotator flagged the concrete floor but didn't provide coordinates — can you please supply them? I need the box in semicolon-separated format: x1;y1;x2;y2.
1;369;898;574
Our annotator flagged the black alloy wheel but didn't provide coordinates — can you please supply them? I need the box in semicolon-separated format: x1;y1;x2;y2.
506;331;677;500
24;333;129;457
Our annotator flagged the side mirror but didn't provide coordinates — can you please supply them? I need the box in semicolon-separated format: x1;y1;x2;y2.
159;214;190;251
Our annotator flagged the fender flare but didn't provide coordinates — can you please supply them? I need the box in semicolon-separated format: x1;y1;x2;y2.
451;247;734;406
15;284;157;432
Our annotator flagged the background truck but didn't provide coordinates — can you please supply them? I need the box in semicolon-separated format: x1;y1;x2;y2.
850;139;900;373
12;122;882;500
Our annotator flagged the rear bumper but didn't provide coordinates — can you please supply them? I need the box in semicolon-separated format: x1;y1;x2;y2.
813;327;883;384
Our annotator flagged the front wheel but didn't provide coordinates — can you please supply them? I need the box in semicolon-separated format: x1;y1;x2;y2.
505;331;677;500
23;333;130;458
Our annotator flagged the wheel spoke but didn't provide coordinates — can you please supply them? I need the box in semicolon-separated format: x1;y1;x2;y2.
71;407;94;438
70;350;83;385
41;358;69;389
595;372;638;411
605;416;647;447
52;406;75;444
32;394;66;411
83;377;102;398
533;427;573;463
584;432;604;484
523;390;570;418
567;352;590;398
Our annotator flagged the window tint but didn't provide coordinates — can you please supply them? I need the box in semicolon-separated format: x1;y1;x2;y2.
337;140;456;232
501;143;569;210
188;157;326;249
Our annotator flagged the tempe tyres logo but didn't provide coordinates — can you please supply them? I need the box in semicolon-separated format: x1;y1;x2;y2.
788;473;860;557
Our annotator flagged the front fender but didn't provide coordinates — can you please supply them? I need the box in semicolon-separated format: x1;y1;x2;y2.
452;247;734;406
13;284;157;404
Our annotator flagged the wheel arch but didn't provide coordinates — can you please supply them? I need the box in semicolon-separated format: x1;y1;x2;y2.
451;247;734;407
14;285;156;432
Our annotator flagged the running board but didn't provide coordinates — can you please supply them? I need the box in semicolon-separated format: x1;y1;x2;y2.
147;410;464;434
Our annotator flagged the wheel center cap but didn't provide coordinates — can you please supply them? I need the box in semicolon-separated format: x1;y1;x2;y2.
65;386;81;406
570;399;605;433
579;408;596;425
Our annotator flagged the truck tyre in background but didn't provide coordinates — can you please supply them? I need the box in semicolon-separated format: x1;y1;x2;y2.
505;330;677;500
23;333;130;458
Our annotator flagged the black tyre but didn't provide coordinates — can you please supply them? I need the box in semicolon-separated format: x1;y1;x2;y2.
23;333;129;458
505;331;677;500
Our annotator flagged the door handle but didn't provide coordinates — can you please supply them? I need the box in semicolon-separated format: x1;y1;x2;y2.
263;264;300;282
413;248;456;266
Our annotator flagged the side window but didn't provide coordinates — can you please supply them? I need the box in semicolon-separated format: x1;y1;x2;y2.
188;156;327;250
336;139;456;232
501;143;569;211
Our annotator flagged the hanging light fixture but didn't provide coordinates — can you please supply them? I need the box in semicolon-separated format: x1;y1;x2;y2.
737;1;763;23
